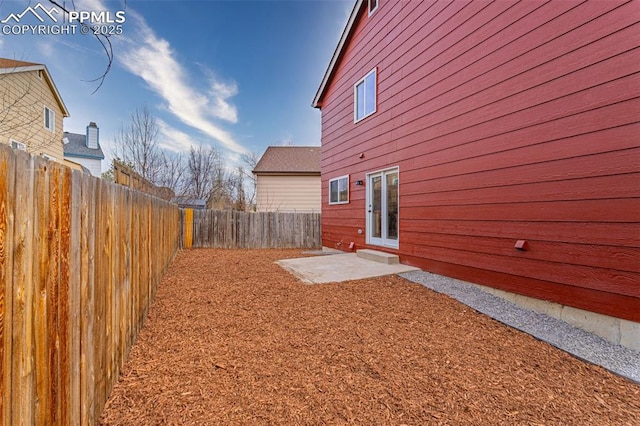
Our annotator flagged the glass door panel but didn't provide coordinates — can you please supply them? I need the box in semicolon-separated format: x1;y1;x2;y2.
371;175;382;239
367;168;399;248
386;172;398;241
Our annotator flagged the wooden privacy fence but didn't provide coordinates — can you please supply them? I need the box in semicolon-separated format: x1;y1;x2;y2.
181;209;321;249
113;160;174;201
0;145;180;425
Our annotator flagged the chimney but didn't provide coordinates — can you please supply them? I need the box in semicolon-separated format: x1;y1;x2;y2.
86;122;99;149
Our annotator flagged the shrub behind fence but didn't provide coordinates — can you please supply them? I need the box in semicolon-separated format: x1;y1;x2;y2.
0;146;180;425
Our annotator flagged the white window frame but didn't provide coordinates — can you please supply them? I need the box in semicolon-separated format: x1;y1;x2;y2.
366;166;399;249
368;0;379;16
41;153;56;161
354;68;377;123
10;139;26;151
329;175;349;205
44;106;55;132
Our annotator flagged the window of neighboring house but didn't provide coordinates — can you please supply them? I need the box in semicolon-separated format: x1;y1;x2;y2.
369;0;379;15
44;106;55;132
354;68;376;122
37;69;43;79
41;153;56;161
329;175;349;205
10;139;26;151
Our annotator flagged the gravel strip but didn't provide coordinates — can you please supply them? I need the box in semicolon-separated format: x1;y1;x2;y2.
400;270;640;384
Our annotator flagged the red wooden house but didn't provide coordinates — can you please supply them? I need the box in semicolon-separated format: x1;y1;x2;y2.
312;1;639;330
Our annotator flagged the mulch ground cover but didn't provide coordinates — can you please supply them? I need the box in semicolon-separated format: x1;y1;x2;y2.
100;249;640;425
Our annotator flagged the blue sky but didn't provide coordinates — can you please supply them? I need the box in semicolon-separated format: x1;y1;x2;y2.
0;0;352;169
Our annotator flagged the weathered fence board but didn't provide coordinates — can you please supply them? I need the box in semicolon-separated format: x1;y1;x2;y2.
68;169;81;426
0;144;16;426
1;144;323;424
182;209;321;249
12;151;35;426
0;145;180;425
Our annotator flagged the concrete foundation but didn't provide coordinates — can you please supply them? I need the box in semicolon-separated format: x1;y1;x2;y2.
476;285;640;352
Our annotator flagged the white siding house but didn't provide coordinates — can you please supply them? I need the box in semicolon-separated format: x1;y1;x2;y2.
63;122;105;177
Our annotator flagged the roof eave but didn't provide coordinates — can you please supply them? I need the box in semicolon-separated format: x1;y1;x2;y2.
312;0;364;109
64;152;105;160
0;64;69;117
253;171;321;176
42;65;70;117
0;64;42;75
0;63;71;117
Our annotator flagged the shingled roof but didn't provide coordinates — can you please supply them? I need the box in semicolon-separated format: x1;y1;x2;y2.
63;132;105;159
252;146;321;175
0;58;40;69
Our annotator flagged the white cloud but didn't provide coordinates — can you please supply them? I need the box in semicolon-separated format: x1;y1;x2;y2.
157;119;197;153
61;1;246;154
208;78;238;123
118;10;246;154
77;0;112;12
36;39;56;60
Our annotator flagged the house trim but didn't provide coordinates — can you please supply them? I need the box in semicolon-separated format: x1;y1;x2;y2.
312;0;364;108
353;67;377;123
63;152;105;160
365;166;399;249
368;0;378;16
10;138;26;151
329;174;350;205
44;106;55;132
254;171;320;177
0;63;70;117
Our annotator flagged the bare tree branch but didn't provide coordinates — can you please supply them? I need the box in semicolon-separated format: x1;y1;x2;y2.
185;145;220;200
157;151;185;195
46;0;124;93
240;151;260;209
111;106;165;184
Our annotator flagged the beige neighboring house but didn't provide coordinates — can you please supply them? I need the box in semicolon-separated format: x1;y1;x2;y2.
0;58;78;168
253;146;321;213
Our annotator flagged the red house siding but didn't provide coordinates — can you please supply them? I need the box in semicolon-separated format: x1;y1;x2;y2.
316;1;640;321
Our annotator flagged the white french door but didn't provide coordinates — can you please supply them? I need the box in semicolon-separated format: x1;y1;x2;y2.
366;167;399;248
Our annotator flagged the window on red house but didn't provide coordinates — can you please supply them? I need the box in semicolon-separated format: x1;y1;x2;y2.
354;68;376;122
369;0;378;15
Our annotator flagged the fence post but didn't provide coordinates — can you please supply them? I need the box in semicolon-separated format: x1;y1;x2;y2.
183;209;193;249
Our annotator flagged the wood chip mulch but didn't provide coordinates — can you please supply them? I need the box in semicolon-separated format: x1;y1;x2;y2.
99;249;640;425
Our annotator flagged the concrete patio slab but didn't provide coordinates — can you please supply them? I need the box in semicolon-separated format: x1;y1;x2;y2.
277;253;419;284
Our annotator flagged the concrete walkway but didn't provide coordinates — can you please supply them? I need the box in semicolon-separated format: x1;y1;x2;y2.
277;252;419;284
